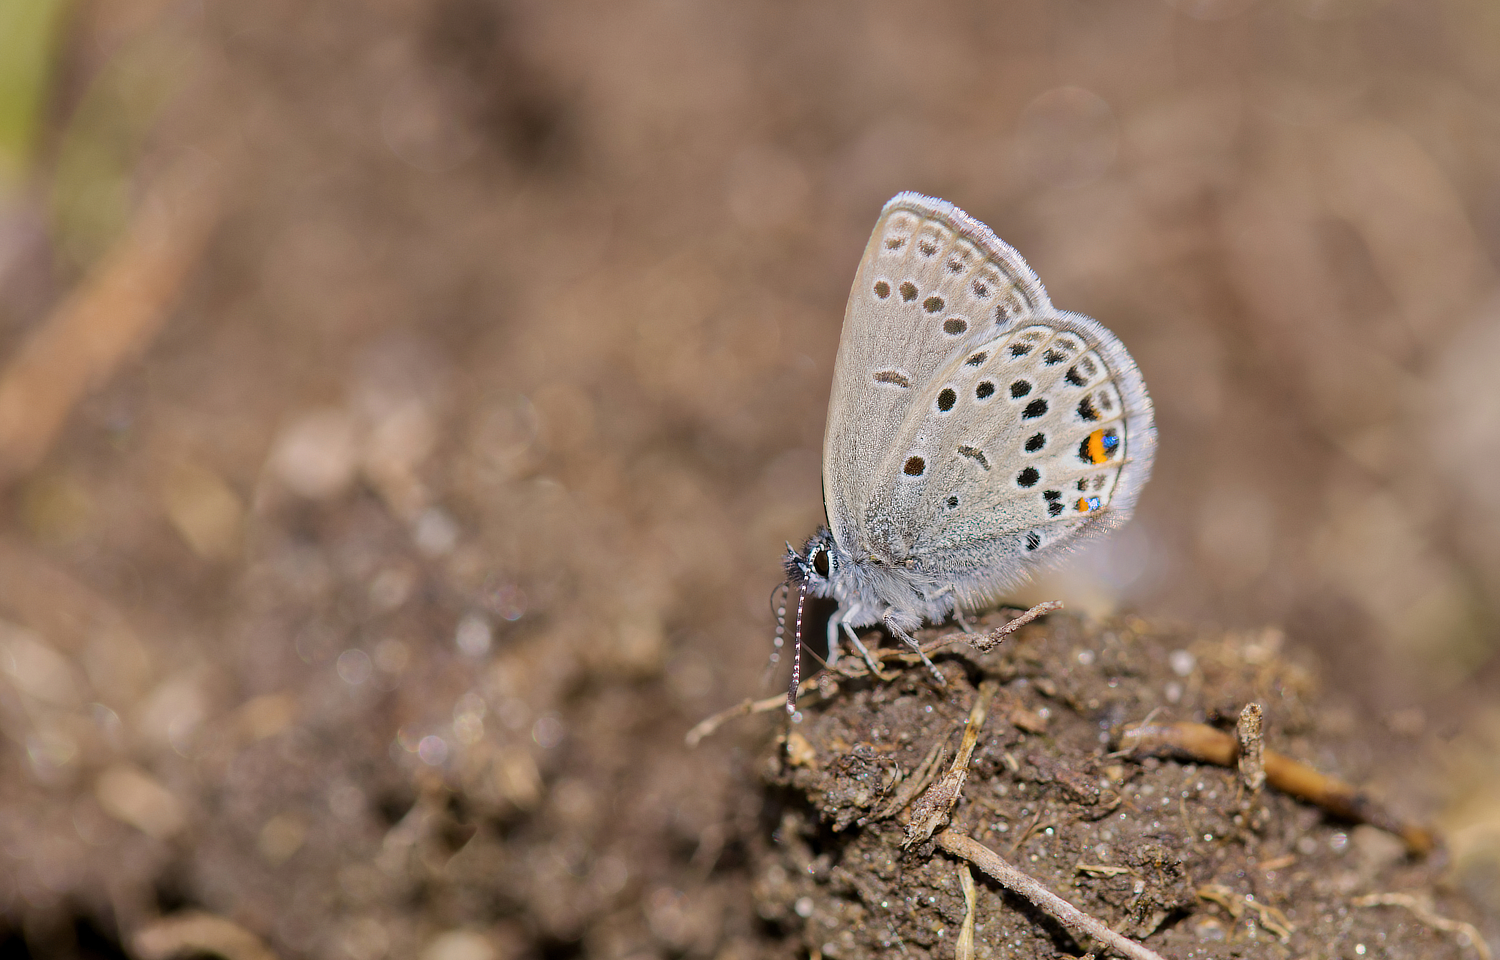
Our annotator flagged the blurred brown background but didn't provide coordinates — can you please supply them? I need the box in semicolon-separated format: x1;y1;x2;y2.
0;0;1498;957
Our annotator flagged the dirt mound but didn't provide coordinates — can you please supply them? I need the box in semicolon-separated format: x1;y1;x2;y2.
752;611;1480;959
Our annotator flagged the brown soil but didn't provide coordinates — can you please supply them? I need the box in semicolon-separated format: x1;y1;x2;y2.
754;611;1480;959
1;1;1498;959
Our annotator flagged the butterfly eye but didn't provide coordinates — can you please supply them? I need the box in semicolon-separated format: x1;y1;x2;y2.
813;548;830;578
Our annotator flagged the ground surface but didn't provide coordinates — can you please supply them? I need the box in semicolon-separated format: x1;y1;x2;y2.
755;611;1479;959
0;1;1498;958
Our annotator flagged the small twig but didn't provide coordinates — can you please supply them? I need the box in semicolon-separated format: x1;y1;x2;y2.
935;830;1170;960
1195;884;1239;918
903;681;994;847
133;912;281;960
922;601;1065;655
0;155;221;486
963;600;1065;653
955;864;978;960
686;676;827;746
1010;807;1047;855
1250;901;1293;942
1115;718;1436;854
1354;893;1491;960
869;737;948;822
1196;884;1292;941
1236;703;1265;793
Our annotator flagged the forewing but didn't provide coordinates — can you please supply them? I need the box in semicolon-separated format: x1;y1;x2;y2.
822;193;1049;553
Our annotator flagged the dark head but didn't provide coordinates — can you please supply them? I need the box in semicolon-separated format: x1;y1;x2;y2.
777;526;840;715
783;526;838;596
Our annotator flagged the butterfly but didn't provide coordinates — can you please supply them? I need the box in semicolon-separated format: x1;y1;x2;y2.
780;193;1156;712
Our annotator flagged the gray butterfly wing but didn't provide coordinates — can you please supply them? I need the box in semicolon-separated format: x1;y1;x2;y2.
875;310;1156;607
825;194;1156;608
823;193;1049;554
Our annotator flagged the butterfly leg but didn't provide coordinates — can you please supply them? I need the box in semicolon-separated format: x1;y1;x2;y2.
928;585;975;635
884;614;947;686
834;606;889;679
823;610;842;669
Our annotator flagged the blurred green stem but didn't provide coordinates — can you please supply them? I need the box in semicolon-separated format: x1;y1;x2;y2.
0;0;74;193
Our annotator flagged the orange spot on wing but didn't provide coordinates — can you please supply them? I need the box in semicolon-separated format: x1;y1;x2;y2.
1086;429;1109;464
